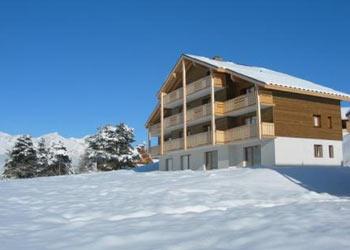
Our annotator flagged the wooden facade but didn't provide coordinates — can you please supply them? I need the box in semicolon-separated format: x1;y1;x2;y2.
271;90;342;141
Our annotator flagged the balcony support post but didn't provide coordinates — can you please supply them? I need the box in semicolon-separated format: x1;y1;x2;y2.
147;129;151;151
255;85;262;140
210;70;216;145
182;59;188;150
160;92;165;155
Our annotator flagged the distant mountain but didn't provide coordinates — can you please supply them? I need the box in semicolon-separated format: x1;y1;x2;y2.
0;132;87;173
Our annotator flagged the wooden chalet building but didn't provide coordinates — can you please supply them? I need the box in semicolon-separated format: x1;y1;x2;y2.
145;54;350;170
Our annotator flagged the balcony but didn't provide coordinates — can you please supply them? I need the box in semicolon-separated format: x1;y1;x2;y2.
149;145;160;157
188;131;212;148
223;92;274;117
216;122;275;144
224;92;256;114
164;112;183;129
164;138;183;152
186;76;211;96
261;122;275;137
164;87;183;108
163;75;225;108
187;102;224;125
149;123;161;136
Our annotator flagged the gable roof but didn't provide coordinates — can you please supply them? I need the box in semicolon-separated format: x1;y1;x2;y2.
184;54;350;100
341;107;350;120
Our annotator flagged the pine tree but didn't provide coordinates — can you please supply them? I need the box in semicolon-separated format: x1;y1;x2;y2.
3;135;38;179
36;138;49;176
46;141;72;176
83;123;139;171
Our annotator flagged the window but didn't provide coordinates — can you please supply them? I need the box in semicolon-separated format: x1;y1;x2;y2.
313;115;321;128
314;145;323;158
329;145;334;158
327;116;332;129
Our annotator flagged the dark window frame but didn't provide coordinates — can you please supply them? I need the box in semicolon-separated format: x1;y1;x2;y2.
329;145;334;158
327;116;332;129
314;145;323;158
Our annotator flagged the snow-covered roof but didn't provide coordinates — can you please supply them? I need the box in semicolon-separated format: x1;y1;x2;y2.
185;54;350;99
341;107;350;120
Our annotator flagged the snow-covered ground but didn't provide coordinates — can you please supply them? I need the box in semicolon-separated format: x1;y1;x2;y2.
0;132;87;173
1;167;350;250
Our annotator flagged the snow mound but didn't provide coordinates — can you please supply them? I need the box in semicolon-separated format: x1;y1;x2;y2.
1;167;350;249
0;132;87;173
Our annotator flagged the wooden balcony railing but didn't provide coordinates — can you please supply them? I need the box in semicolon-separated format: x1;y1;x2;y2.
164;113;183;128
261;122;275;136
149;123;160;135
164;87;183;106
164;138;183;152
164;74;225;107
224;92;256;113
188;131;212;148
187;103;212;122
186;76;211;96
224;124;257;142
217;122;275;144
149;145;160;156
187;102;224;122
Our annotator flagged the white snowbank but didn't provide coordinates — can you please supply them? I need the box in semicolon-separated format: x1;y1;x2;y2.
1;167;350;249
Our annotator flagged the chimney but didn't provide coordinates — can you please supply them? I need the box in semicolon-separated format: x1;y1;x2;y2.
212;55;223;61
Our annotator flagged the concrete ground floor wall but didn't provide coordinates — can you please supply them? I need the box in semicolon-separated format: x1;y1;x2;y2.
158;137;343;171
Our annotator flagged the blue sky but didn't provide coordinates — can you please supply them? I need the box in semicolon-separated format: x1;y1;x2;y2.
0;0;349;143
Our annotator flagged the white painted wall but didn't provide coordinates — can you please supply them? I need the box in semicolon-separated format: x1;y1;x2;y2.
159;137;342;170
159;145;231;171
273;137;343;166
261;140;275;166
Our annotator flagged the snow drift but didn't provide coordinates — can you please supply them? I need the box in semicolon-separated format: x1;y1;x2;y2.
1;167;350;250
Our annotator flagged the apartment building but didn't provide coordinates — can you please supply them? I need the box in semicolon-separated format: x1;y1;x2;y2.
145;54;350;170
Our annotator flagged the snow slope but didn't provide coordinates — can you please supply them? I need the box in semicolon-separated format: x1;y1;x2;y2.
1;167;350;250
0;132;87;173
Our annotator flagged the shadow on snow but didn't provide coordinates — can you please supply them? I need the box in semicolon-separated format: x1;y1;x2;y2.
267;166;350;197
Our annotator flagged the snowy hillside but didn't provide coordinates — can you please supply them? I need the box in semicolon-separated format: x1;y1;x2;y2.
1;167;350;249
0;132;87;173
